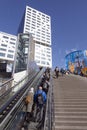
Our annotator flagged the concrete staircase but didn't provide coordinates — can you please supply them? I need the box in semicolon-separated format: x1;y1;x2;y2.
53;74;87;130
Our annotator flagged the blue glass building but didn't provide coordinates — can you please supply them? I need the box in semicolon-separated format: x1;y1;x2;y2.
65;50;87;74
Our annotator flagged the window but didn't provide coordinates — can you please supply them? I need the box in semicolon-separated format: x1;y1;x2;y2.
8;50;14;53
41;61;46;64
47;62;50;65
0;52;5;57
48;58;51;61
33;10;36;13
10;42;15;45
47;54;51;57
41;53;45;56
36;59;40;63
1;44;7;47
7;54;13;58
47;48;51;51
10;38;16;41
3;36;9;39
41;57;46;60
0;48;6;51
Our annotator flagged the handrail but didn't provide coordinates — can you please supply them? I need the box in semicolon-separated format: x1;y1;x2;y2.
44;70;54;130
0;78;14;96
0;69;37;100
0;78;14;87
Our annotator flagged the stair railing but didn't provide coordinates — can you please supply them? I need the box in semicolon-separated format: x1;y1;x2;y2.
44;71;55;130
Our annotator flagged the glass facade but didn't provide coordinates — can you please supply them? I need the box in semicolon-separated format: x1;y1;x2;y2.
15;33;33;73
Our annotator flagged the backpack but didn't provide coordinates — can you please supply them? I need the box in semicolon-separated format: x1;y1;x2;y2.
25;95;31;104
43;82;48;89
36;93;44;105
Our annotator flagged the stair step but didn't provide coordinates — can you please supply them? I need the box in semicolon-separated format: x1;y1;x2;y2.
53;76;87;130
55;125;87;130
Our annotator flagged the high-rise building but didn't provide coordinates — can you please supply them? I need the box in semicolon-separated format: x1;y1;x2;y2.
18;6;52;68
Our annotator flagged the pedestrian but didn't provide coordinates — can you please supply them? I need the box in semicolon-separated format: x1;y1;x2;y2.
60;68;64;76
34;86;47;107
25;87;34;122
32;86;47;122
42;79;50;94
54;66;59;78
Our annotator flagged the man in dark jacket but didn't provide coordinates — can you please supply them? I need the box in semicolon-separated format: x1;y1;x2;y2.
34;86;47;106
32;86;47;123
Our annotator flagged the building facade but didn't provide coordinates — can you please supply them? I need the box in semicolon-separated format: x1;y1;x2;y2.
0;32;17;73
0;32;17;61
18;6;52;68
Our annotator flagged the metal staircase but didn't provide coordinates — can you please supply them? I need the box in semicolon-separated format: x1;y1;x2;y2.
53;74;87;130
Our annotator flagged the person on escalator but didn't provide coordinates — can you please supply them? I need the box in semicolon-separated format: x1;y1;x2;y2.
25;87;34;122
42;79;50;94
32;86;47;122
34;86;47;107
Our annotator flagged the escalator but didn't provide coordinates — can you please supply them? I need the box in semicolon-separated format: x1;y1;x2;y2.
0;68;45;130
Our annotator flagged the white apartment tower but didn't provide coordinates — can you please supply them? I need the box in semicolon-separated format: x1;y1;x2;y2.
19;6;52;68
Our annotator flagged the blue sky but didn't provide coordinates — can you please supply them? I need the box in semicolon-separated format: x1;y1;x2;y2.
0;0;87;69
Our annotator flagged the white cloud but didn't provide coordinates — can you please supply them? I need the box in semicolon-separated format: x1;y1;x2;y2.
65;48;77;54
71;48;77;52
65;50;70;54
